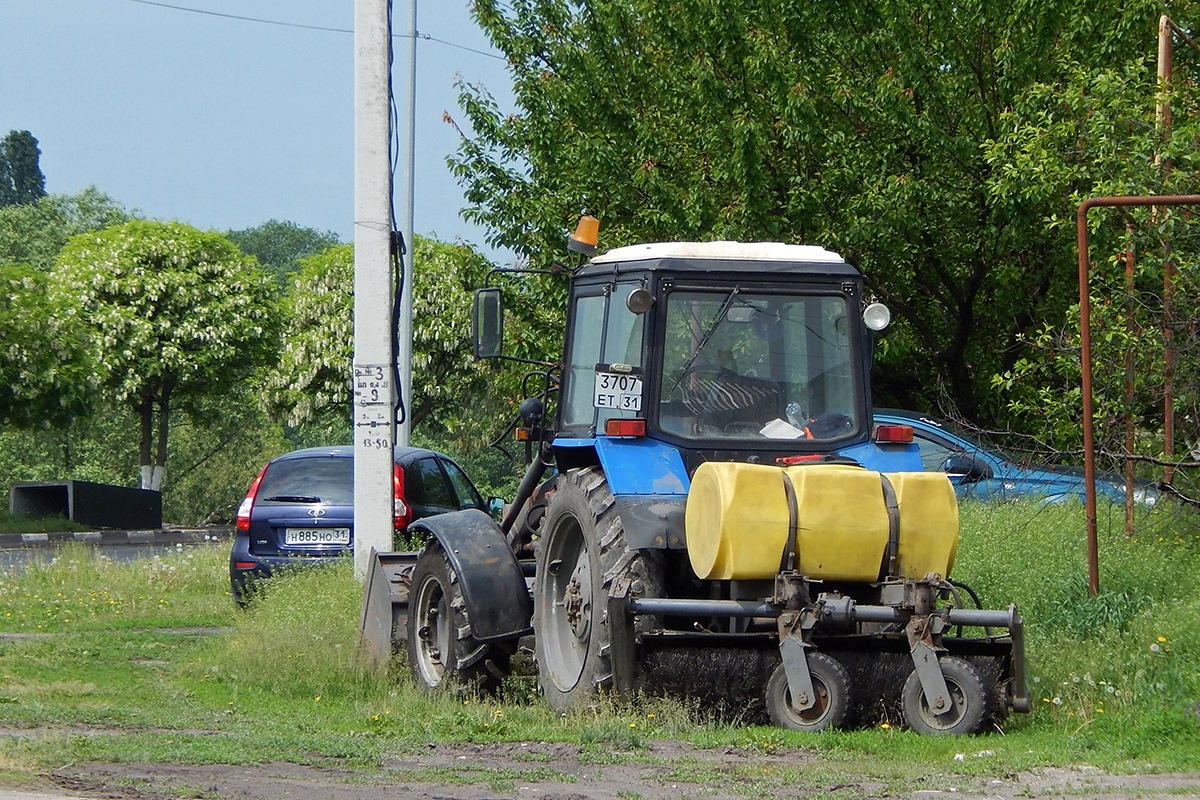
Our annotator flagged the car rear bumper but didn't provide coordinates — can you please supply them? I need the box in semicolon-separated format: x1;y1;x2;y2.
228;534;348;603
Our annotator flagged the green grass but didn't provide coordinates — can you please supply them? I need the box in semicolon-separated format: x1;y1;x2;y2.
1;500;1198;791
0;510;89;534
954;498;1200;769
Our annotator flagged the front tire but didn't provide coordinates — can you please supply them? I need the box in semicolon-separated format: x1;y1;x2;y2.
901;656;992;735
765;652;852;732
407;542;510;695
533;467;660;713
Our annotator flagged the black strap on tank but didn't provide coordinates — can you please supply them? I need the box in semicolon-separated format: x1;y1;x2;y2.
879;474;900;579
780;469;800;574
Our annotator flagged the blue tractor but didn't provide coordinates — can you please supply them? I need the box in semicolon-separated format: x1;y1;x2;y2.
388;233;1029;734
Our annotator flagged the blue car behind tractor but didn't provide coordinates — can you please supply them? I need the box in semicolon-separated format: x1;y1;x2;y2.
230;446;490;604
873;409;1158;506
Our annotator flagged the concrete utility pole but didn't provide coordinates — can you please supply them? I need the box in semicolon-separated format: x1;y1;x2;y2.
352;0;397;578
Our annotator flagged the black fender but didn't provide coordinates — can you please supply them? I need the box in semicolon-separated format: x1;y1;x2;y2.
408;508;532;641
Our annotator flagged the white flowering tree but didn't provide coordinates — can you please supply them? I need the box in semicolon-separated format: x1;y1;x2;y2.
265;236;519;451
50;220;279;490
264;243;353;433
0;263;93;428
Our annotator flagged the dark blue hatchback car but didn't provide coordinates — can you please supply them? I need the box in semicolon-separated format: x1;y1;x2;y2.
873;409;1159;507
229;446;489;603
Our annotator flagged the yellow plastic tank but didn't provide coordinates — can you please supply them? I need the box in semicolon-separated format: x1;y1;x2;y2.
686;462;887;581
684;462;958;582
886;472;958;579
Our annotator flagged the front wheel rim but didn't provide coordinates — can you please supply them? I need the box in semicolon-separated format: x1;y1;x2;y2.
412;572;449;687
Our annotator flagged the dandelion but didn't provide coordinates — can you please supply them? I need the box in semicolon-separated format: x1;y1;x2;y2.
629;722;637;728
315;695;321;702
1150;643;1161;653
1158;636;1167;643
880;722;891;729
1052;697;1063;706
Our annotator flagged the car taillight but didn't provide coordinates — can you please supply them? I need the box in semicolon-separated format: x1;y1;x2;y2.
236;464;269;532
393;463;410;530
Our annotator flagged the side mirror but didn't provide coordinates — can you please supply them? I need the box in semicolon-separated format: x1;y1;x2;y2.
488;496;506;519
944;453;993;483
473;288;503;359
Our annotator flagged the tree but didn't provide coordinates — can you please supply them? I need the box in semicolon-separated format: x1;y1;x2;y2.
50;221;280;490
264;237;522;454
985;57;1200;498
226;219;341;284
450;0;1179;422
263;244;354;436
0;130;47;207
0;262;93;428
0;188;130;270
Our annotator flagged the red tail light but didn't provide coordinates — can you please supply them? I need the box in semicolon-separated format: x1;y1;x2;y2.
236;464;269;532
605;418;646;437
875;424;914;443
393;463;410;530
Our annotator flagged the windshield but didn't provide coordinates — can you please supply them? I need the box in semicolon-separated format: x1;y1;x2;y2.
658;289;861;442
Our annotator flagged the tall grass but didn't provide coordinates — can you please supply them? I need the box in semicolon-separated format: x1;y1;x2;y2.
955;499;1200;758
1;541;232;631
197;557;389;705
2;500;1198;779
0;510;88;533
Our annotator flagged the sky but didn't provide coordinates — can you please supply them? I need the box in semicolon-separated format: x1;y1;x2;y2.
2;0;516;258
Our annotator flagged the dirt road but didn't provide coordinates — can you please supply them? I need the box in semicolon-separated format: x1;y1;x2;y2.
7;740;1200;800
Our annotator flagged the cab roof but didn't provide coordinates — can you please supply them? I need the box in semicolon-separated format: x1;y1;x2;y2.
579;241;858;278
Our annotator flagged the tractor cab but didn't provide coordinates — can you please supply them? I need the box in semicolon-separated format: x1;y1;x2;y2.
476;241;918;479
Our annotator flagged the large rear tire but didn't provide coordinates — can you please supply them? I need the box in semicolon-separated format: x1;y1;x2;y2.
534;467;660;713
901;656;992;735
407;542;511;695
765;652;852;732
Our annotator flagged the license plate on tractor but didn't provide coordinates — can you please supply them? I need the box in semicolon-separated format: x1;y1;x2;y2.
284;527;350;545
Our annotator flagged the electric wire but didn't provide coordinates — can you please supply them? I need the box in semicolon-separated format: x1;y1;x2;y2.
123;0;506;59
387;0;408;430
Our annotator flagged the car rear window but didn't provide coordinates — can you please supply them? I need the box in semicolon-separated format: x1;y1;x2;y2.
258;456;354;505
